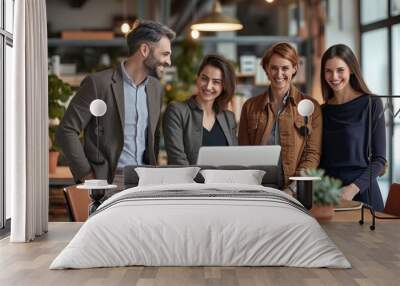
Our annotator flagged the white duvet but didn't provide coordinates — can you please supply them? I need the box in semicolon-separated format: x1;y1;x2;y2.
50;183;351;269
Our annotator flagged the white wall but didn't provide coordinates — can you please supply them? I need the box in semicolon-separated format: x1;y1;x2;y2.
325;0;359;55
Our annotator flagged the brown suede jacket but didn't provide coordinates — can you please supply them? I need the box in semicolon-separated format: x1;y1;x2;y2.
238;86;322;187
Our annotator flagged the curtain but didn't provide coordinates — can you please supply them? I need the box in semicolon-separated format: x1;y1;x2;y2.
7;0;48;242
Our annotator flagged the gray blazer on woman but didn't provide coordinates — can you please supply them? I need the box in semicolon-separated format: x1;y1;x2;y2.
163;97;238;165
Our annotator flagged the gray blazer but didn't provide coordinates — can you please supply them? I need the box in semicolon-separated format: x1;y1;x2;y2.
56;65;164;183
163;97;238;165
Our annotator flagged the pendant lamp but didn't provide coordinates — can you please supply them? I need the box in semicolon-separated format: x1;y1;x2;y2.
190;0;243;32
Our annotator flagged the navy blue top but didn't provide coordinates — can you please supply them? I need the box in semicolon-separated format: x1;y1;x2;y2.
320;94;386;211
202;121;228;146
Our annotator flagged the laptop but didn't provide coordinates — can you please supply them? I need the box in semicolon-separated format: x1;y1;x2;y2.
196;145;281;166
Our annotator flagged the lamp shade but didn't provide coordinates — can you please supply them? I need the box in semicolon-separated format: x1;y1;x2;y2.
190;0;243;32
90;99;107;117
297;99;315;117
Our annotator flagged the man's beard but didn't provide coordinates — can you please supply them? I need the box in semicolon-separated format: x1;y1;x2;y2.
143;53;164;79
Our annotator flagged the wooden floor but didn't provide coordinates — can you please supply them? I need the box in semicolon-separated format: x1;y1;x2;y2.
1;212;399;286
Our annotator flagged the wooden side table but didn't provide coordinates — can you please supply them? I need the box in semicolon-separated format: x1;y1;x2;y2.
49;166;74;188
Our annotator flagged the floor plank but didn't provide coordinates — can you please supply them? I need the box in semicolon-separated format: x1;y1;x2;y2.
1;215;400;286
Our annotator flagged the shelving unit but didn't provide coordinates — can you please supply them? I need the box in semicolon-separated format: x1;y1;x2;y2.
48;34;128;88
48;35;310;93
59;74;86;88
48;37;126;47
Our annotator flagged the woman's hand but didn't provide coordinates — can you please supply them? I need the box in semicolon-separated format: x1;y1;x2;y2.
341;183;360;201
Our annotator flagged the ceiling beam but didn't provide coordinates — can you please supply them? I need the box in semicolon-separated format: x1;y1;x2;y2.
68;0;88;8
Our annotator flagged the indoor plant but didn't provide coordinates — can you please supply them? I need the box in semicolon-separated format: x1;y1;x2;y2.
164;38;203;104
48;74;73;172
304;168;342;221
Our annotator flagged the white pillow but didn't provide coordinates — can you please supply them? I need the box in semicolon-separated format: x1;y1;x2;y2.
200;169;266;185
135;167;201;186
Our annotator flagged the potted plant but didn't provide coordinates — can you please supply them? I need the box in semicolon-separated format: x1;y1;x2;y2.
48;74;73;173
164;38;203;105
304;168;342;221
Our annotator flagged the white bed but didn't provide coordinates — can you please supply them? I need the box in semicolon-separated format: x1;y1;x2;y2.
50;183;350;269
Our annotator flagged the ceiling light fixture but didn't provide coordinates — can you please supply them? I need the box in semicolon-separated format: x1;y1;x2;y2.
191;29;200;39
120;0;130;35
121;22;131;34
190;0;243;32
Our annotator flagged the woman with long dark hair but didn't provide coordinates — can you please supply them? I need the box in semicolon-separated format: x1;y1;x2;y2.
163;54;237;165
319;44;386;211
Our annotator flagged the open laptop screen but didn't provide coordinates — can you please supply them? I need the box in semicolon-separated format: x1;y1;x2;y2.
196;145;281;166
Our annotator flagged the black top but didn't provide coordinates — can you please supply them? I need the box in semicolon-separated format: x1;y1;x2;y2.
319;94;386;194
202;120;229;146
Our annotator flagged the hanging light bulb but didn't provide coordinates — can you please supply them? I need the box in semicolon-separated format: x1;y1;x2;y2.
191;29;200;39
265;0;274;3
121;22;131;34
190;0;243;32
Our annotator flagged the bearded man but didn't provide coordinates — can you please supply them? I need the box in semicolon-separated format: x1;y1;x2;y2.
56;20;175;185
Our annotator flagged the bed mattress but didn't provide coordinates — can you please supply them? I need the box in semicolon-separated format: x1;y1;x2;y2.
50;183;350;269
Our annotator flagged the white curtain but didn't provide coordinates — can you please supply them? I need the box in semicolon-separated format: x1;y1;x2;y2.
7;0;48;242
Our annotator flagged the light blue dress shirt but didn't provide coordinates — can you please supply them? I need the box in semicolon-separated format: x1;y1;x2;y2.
117;62;149;168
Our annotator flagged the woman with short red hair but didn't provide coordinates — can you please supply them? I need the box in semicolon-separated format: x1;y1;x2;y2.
238;42;323;194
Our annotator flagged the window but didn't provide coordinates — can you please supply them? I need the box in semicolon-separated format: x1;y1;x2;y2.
1;0;14;230
360;0;400;203
361;28;390;199
392;24;400;185
5;0;13;33
361;28;389;96
4;43;12;221
0;37;3;230
361;0;388;25
392;0;400;16
393;24;400;121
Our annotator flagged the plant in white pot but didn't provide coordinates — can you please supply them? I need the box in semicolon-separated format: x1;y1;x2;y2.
304;168;342;221
48;74;73;173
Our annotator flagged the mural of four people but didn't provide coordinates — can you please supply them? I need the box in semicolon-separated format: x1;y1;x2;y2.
57;20;387;212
